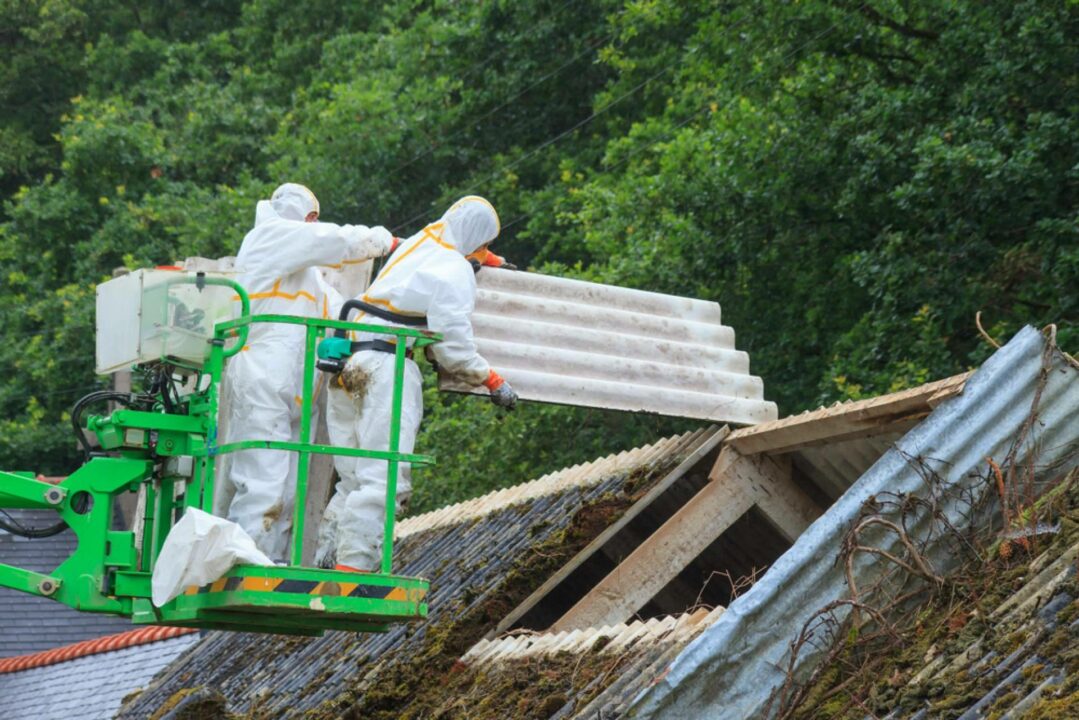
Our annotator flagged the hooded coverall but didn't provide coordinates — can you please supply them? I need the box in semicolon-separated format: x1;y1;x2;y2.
316;196;506;570
225;184;392;561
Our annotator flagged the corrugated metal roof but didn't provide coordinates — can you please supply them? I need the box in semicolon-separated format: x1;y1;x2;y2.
440;268;778;425
115;430;706;718
627;326;1079;719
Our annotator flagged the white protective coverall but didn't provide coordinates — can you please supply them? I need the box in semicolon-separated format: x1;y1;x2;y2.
317;196;504;570
225;183;393;561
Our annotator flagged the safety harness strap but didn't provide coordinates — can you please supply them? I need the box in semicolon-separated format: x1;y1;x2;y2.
352;340;395;354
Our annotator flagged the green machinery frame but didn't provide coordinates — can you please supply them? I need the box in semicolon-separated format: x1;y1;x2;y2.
0;274;439;635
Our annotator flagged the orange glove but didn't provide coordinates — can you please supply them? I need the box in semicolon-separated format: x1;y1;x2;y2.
482;370;505;391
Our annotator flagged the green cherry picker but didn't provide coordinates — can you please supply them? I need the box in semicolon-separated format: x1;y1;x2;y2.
0;268;437;635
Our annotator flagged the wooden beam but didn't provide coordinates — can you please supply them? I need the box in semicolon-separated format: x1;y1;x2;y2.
485;425;729;639
550;446;819;632
748;455;822;542
726;373;969;456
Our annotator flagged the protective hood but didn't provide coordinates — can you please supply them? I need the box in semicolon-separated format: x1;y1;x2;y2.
441;196;500;256
270;183;320;222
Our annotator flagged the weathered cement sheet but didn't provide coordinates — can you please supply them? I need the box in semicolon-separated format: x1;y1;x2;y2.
441;268;778;425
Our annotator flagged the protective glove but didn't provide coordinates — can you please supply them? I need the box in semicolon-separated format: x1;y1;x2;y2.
482;251;516;270
367;225;394;255
490;382;518;410
389;236;402;254
483;370;517;410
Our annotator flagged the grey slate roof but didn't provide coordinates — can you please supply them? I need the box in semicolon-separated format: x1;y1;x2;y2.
0;509;134;658
117;430;709;718
0;632;198;720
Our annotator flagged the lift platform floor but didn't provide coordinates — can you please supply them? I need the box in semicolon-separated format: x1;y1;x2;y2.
131;565;429;636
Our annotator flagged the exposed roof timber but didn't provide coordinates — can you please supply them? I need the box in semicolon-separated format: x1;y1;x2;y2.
485;426;728;640
726;372;970;456
441;268;778;425
550;447;823;632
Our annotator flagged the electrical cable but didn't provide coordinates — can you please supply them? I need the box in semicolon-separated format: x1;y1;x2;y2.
386;10;768;237
390;54;684;235
0;507;70;538
492;11;856;242
389;25;616;179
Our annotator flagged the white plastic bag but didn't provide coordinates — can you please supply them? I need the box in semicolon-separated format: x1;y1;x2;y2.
151;508;273;606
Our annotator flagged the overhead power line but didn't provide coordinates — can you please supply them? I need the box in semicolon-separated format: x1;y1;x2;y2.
497;10;856;238
389;42;694;235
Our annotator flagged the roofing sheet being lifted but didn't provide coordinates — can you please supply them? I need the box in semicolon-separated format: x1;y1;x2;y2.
440;268;778;425
627;326;1079;719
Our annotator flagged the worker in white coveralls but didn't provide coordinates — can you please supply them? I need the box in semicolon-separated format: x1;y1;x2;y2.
225;183;396;561
316;195;518;572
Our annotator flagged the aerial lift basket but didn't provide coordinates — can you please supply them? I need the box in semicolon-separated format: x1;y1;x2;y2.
0;269;437;635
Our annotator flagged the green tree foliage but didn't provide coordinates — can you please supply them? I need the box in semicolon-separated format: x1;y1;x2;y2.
0;0;1074;511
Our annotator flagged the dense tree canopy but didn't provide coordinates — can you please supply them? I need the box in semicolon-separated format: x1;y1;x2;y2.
1;0;1075;511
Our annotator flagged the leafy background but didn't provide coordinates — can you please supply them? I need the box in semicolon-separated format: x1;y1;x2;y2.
0;0;1074;512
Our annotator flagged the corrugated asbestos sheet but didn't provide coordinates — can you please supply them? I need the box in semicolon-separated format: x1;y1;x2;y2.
396;432;697;539
440;268;778;426
464;606;723;663
876;538;1079;718
792;432;904;500
117;429;714;718
627;326;1079;719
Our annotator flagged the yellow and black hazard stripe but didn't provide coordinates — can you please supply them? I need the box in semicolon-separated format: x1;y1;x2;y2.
183;576;425;602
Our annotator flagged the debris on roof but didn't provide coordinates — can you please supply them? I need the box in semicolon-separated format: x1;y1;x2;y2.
14;323;1070;720
785;525;1079;718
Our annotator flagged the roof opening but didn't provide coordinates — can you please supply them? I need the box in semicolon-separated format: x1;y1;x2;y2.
487;440;722;637
638;505;791;618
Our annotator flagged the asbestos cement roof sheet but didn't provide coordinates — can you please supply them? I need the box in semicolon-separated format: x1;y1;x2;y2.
627;326;1079;719
116;429;712;719
440;268;778;426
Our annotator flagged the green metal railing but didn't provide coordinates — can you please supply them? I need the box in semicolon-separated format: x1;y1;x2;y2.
202;310;440;571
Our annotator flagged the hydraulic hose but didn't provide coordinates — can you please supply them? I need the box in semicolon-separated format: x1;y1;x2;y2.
334;298;427;339
0;508;69;538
